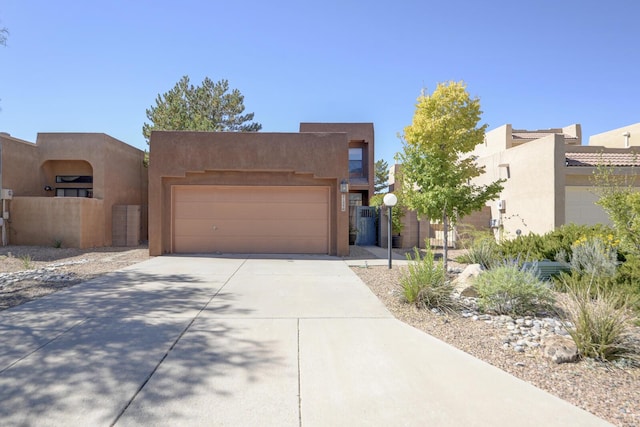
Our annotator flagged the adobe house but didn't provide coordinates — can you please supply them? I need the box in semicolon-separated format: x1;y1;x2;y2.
0;132;147;248
470;123;640;238
386;123;640;246
148;123;375;257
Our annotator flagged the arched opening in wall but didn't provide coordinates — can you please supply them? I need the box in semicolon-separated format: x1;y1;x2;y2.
41;160;94;198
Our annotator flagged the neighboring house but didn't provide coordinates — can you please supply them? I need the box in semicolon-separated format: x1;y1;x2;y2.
0;132;147;248
387;164;490;249
148;123;374;257
386;123;640;246
470;123;640;238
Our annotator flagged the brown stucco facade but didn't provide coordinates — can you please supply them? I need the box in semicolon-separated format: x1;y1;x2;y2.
0;132;147;248
148;130;353;256
299;123;375;204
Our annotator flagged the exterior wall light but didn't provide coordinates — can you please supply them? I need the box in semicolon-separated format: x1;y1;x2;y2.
340;179;349;212
340;179;349;193
44;186;53;192
383;193;398;269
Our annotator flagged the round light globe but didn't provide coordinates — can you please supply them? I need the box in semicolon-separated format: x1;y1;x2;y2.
383;193;398;207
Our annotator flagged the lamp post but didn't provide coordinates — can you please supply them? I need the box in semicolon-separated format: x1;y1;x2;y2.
383;193;398;269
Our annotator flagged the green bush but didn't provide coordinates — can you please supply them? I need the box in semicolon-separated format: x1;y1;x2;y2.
400;248;458;313
456;237;499;269
613;255;640;308
554;271;614;296
497;233;546;263
562;286;639;363
497;223;616;265
553;235;640;313
569;237;618;279
475;264;555;316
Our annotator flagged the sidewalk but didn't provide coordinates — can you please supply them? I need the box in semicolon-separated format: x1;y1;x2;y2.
343;245;410;267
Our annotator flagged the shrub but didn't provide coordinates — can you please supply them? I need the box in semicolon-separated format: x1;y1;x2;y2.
457;237;499;269
400;248;458;313
613;255;640;310
20;254;33;270
570;237;618;278
561;286;639;363
475;264;555;316
497;223;616;265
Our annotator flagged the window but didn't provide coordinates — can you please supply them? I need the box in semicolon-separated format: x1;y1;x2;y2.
56;188;93;198
56;175;93;184
349;193;363;206
349;148;364;178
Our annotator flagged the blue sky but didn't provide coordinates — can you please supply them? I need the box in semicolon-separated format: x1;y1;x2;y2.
1;0;639;165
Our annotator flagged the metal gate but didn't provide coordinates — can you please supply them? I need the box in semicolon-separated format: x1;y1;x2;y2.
354;206;377;245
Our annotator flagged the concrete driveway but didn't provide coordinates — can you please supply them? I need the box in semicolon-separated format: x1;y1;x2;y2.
0;255;611;426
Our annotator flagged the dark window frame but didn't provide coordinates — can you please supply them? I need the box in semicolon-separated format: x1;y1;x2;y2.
56;175;93;184
349;148;364;179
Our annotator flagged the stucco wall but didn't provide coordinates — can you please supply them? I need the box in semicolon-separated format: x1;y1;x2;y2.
472;124;512;158
35;133;147;245
299;123;375;200
9;197;104;248
474;134;565;238
589;123;640;148
149;131;350;256
0;134;41;196
1;133;146;248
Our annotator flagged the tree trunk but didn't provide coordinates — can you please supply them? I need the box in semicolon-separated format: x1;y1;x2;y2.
442;212;449;272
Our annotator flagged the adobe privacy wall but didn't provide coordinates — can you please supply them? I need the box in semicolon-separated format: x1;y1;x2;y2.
10;197;104;247
148;131;350;256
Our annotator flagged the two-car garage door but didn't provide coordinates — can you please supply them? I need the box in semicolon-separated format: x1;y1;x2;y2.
172;185;329;254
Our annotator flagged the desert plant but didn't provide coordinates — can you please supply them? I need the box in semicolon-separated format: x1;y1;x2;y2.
561;285;639;363
20;254;34;270
570;237;618;279
400;247;458;313
497;223;616;264
475;264;555;316
614;255;640;308
53;239;63;248
457;237;499;269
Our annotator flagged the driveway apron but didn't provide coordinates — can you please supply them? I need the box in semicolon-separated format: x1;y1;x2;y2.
0;255;612;426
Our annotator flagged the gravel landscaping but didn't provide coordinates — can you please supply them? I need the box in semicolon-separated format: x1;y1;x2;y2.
0;245;150;310
350;246;640;427
1;244;638;426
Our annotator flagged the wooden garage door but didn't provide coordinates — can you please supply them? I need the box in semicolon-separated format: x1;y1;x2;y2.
172;185;329;254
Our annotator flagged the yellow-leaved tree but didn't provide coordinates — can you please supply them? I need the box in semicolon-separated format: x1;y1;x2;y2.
398;81;504;270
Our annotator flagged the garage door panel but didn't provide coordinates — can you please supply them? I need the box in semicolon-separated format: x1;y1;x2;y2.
174;219;328;237
174;236;327;254
174;202;328;221
175;187;327;204
173;186;330;254
565;186;610;225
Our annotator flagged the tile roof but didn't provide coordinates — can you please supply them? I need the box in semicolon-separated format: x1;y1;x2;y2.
565;152;640;167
